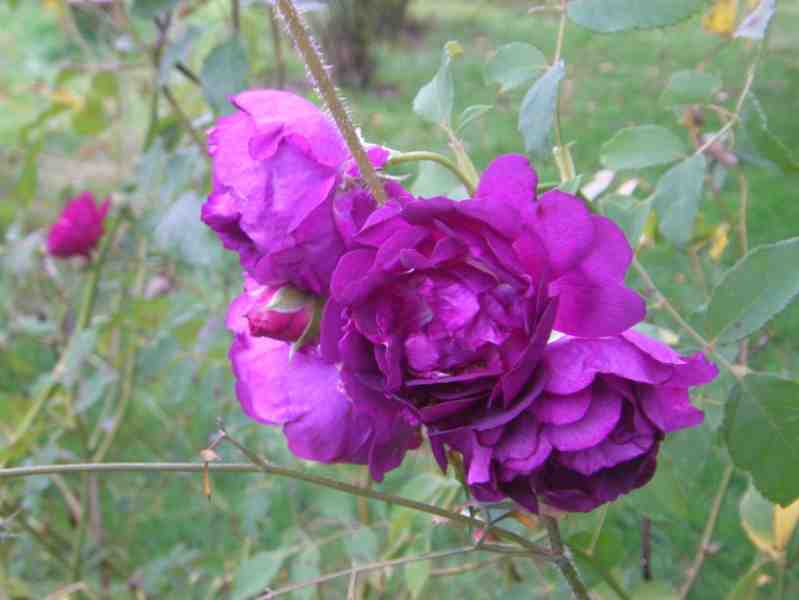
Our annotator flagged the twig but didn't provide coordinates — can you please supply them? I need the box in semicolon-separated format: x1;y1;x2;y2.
220;431;552;557
678;464;734;599
11;212;124;444
569;545;631;600
274;0;387;205
161;85;209;161
175;62;202;87
429;556;504;577
231;0;241;34
631;258;740;378
737;173;749;256
0;463;260;477
386;151;477;196
553;0;567;65
260;546;478;598
542;516;590;600
641;517;652;581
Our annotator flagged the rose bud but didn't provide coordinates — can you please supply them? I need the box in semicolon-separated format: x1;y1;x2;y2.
245;283;315;343
46;192;110;259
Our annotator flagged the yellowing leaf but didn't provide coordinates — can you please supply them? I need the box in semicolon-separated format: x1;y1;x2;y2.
709;223;730;261
774;498;799;551
703;0;738;35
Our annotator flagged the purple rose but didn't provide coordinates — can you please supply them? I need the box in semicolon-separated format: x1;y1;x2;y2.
442;330;718;513
227;275;422;480
201;90;386;296
322;155;645;457
47;192;110;259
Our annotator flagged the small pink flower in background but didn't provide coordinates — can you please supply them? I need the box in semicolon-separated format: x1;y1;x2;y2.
46;192;110;259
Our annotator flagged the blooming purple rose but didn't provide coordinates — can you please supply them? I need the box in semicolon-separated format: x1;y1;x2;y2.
441;330;718;513
227;275;421;480
201;90;386;296
321;155;645;461
47;192;110;259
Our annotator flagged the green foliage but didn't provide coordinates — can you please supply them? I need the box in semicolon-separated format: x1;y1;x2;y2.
485;42;547;94
132;0;181;20
706;238;799;344
653;154;706;247
661;70;722;106
230;550;288;600
725;374;799;506
413;41;461;127
202;37;250;115
600;125;686;170
567;0;705;33
518;61;565;155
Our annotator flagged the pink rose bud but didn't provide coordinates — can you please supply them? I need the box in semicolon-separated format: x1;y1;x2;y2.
46;192;110;259
245;285;315;343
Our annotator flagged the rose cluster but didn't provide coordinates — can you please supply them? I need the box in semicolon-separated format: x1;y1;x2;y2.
204;90;717;513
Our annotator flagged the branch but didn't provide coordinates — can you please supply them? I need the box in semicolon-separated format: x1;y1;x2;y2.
261;546;478;598
161;85;209;161
273;0;387;205
678;464;734;599
542;516;591;600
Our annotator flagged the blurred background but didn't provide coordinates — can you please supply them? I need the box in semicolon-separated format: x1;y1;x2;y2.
1;1;798;598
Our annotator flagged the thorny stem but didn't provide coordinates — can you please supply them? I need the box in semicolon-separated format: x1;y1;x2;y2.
678;464;734;600
387;151;477;196
551;0;569;181
0;457;552;559
261;546;480;598
541;516;591;600
231;0;241;34
631;257;742;378
11;212;124;445
221;430;553;557
274;0;388;205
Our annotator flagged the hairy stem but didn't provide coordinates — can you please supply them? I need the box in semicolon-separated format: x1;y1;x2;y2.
274;0;387;205
678;464;734;599
542;516;591;600
387;151;477;195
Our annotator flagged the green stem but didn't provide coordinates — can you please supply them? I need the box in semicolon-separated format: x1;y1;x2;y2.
161;85;208;161
570;546;631;600
274;0;388;205
678;464;734;600
0;459;553;559
11;212;124;444
542;516;591;600
222;432;553;557
387;151;477;196
70;473;91;581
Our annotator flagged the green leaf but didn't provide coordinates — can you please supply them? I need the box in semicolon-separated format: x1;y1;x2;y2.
727;561;770;600
131;0;181;20
404;536;431;599
600;125;686;170
153;192;222;267
661;70;722;106
59;328;99;388
159;26;203;85
485;42;547;94
741;97;799;173
230;550;286;600
289;546;320;600
567;0;705;33
630;581;679;599
598;194;651;247
725;374;799;506
706;238;799;344
518;61;565;156
72;95;108;136
739;481;778;555
201;37;250;115
653;154;706;247
456;104;493;134
413;42;462;127
14;141;43;205
91;72;118;97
